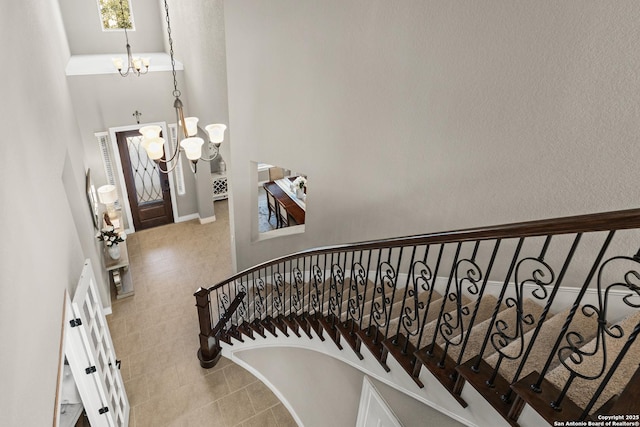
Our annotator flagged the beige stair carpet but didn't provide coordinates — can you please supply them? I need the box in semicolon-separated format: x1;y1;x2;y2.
411;294;500;351
362;290;443;332
546;310;640;413
448;298;545;364
485;305;599;382
386;291;445;341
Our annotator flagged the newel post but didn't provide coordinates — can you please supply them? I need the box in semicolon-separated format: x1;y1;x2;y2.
195;287;221;369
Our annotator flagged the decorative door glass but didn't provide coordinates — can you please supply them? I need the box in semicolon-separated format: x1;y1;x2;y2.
125;135;163;205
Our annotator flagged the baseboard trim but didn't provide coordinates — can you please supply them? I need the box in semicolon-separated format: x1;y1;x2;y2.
174;213;199;223
200;215;217;225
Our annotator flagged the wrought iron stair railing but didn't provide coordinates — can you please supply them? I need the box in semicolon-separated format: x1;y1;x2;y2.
194;208;640;425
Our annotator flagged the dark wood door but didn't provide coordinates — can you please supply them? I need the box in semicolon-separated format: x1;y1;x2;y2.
116;130;174;230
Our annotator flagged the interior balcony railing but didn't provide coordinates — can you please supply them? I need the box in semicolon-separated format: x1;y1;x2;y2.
195;208;640;425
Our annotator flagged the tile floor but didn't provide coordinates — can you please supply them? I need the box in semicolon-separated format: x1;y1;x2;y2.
107;200;297;427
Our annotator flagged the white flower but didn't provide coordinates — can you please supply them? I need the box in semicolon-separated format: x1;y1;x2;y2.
120;233;127;240
292;176;307;189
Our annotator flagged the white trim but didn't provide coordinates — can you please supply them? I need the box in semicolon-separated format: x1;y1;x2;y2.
107;122;179;234
225;328;475;427
174;213;200;223
257;224;306;241
199;215;217;225
356;377;402;427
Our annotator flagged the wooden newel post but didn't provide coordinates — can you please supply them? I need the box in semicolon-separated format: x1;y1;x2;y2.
195;287;221;369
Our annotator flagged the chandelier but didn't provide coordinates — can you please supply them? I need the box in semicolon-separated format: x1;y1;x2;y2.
112;0;149;76
139;0;226;173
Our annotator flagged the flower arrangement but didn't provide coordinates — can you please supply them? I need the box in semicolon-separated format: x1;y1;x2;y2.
292;176;307;190
96;225;127;247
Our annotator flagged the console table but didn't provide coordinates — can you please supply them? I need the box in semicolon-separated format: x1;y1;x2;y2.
263;177;306;225
103;243;134;299
102;215;134;299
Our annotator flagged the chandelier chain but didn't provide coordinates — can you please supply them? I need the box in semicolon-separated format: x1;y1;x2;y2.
164;0;181;98
119;0;130;45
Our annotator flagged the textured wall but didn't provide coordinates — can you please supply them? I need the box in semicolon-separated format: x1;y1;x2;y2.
0;0;104;424
225;0;640;270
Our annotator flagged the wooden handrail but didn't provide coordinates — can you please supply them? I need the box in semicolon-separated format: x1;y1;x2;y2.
200;208;640;294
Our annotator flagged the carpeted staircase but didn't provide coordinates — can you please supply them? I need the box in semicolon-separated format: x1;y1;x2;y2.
195;209;640;426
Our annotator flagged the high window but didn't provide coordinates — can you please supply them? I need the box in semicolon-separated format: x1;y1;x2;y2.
97;0;134;30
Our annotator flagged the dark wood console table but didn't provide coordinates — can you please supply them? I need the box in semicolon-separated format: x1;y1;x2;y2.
263;179;306;225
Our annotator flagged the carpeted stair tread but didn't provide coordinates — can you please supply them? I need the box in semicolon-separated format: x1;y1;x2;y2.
313;278;380;316
485;305;599;382
385;291;444;340
545;310;640;413
448;298;545;364
411;294;500;349
363;290;442;333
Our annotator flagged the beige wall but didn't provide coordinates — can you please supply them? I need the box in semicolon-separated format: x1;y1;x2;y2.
225;0;640;270
0;0;105;425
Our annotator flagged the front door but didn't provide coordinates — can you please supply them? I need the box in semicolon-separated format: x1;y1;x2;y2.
116;130;174;230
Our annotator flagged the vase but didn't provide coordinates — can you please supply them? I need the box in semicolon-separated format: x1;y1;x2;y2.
107;244;121;260
296;188;304;199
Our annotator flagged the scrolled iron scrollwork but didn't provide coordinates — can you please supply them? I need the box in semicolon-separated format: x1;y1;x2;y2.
310;264;324;315
414;260;433;293
557;256;640;382
372;261;396;328
439;258;482;347
400;260;433;338
490;256;555;358
328;263;345;319
235;281;249;323
272;270;285;315
291;266;305;315
347;262;367;322
253;277;267;320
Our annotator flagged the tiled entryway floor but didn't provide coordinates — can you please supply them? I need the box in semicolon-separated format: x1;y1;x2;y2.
107;200;297;426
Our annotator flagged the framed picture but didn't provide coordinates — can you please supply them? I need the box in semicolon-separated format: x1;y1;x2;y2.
85;169;99;230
